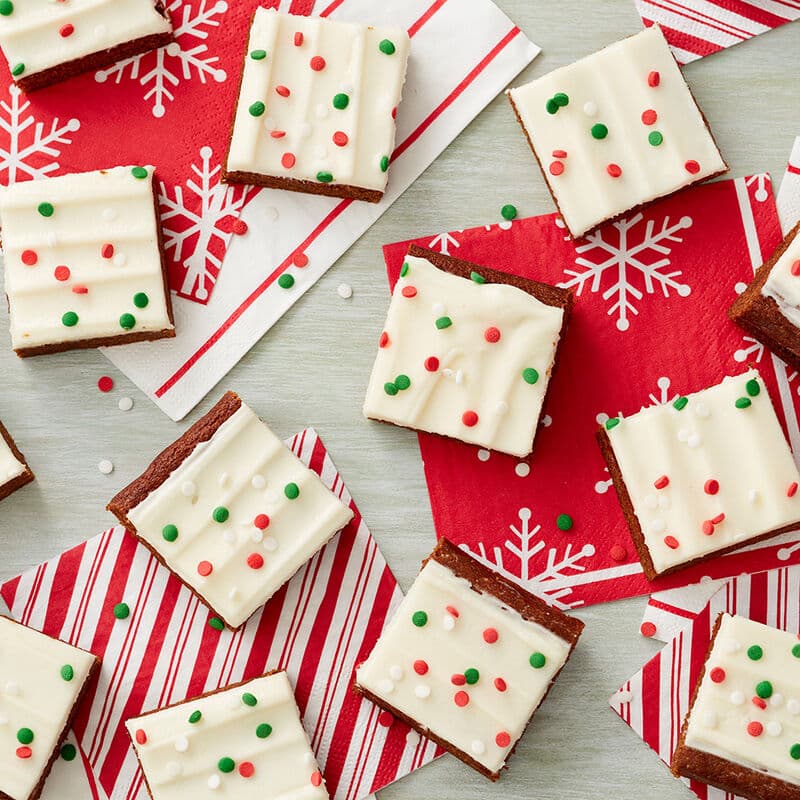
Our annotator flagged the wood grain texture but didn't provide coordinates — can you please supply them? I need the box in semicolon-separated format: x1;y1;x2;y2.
0;2;796;799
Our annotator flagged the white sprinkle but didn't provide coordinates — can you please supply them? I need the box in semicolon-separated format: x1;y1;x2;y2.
788;699;800;715
583;100;597;117
477;449;490;462
165;761;182;778
496;401;509;415
181;481;197;497
406;730;421;745
337;283;353;299
748;489;759;504
218;472;230;487
113;253;127;267
223;529;236;544
702;711;717;728
174;736;189;753
299;122;312;138
251;475;266;490
651;519;666;534
252;530;264;543
377;679;394;694
720;639;741;654
304;752;316;765
767;721;783;737
677;429;689;442
442;614;456;631
207;774;221;790
687;433;702;448
542;415;552;427
771;693;785;708
98;459;114;475
455;370;464;385
118;396;134;412
102;207;117;222
389;665;404;681
442;368;453;378
4;682;19;697
643;495;658;510
695;403;710;418
471;740;486;755
432;302;446;315
263;536;278;552
730;691;745;706
228;587;239;600
658;495;670;509
515;463;531;478
46;232;57;247
414;684;431;699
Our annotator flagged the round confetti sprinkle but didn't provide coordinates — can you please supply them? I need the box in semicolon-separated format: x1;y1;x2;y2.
464;668;480;685
435;316;452;330
380;155;390;172
16;746;32;759
11;63;23;76
317;171;334;183
556;513;573;531
401;286;417;298
640;622;656;638
647;70;661;87
98;375;114;392
413;660;429;676
255;722;273;739
332;130;349;147
470;271;486;284
553;92;569;108
292;252;309;268
495;731;511;748
311;771;323;787
337;282;353;299
545;98;559;115
494;677;507;692
664;535;680;549
232;219;248;236
72;285;88;294
208;617;225;631
607;163;622;178
284;482;300;500
424;356;439;372
747;721;763;737
101;243;114;259
250;49;267;60
379;39;396;55
61;664;74;682
114;603;130;620
17;728;33;744
62;311;79;327
454;690;469;707
757;681;773;699
610;544;627;561
483;628;498;644
294;31;303;46
59;23;74;37
135;729;147;745
735;397;752;409
484;326;501;343
378;711;394;727
131;167;148;179
333;93;349;110
591;123;608;140
384;382;398;396
60;743;77;761
673;396;688;411
462;410;478;427
197;561;213;577
249;101;265;117
238;761;255;778
212;506;229;523
529;652;546;669
218;757;235;773
188;710;202;724
791;744;800;760
553;149;568;158
606;418;620;430
119;313;136;330
745;379;760;397
310;55;326;71
21;249;38;266
275;85;290;98
701;519;715;536
654;475;669;490
685;160;701;175
549;161;565;176
278;274;295;289
641;109;657;126
281;152;296;169
38;202;54;218
97;459;113;476
792;260;800;277
522;367;539;385
242;692;257;707
254;514;270;531
789;482;799;498
133;292;149;309
748;645;764;661
648;131;664;147
0;2;14;17
247;553;264;570
412;611;428;627
501;204;517;221
395;374;411;390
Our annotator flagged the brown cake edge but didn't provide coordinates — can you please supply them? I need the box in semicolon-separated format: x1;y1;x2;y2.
0;420;34;502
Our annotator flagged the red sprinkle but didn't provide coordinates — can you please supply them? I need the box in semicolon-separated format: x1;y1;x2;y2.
294;31;304;46
16;746;32;759
275;85;291;97
247;553;264;570
239;762;255;778
135;729;147;745
392;107;397;119
704;479;719;495
413;660;429;675
270;130;287;139
379;331;390;348
377;711;394;728
747;721;763;737
54;265;70;282
462;410;479;427
101;243;114;259
607;163;623;178
333;131;349;147
552;149;568;158
454;690;469;707
640;622;656;638
197;561;213;577
791;260;800;277
483;627;499;644
484;326;501;343
685;160;701;175
494;677;507;692
648;70;660;87
60;23;74;37
97;376;114;393
254;514;270;530
495;732;511;748
310;56;326;71
789;482;799;498
445;605;460;618
664;535;680;550
753;696;767;710
641;109;658;126
72;285;88;294
701;520;715;536
424;356;439;372
609;544;627;562
451;674;466;686
281;152;296;169
549;161;565;176
711;513;725;525
653;475;669;490
292;252;309;268
310;772;323;788
21;249;38;266
710;667;726;684
401;286;417;298
232;219;248;235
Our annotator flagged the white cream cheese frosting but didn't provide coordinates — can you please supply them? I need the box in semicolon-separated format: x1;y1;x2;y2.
0;616;98;800
355;559;572;775
685;614;800;786
507;25;726;238
126;402;354;629
762;227;800;328
1;165;173;352
0;430;25;485
605;370;800;576
0;0;172;84
226;8;410;194
363;253;564;458
126;671;328;799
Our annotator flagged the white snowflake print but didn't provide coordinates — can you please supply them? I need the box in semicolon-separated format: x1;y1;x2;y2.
559;213;693;332
428;231;460;256
734;335;765;365
0;85;80;184
159;145;251;303
745;173;771;203
95;0;228;118
460;508;595;610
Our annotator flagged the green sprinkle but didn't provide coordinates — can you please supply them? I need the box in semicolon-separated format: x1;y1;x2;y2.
400;262;409;277
746;378;761;397
529;652;546;669
256;723;273;739
545;98;559;115
212;506;229;523
501;204;517;221
284;482;300;500
735;397;752;409
11;63;24;77
218;757;235;774
37;202;54;218
60;743;77;762
464;668;479;685
62;311;78;327
756;680;773;699
791;744;800;760
748;645;764;661
208;617;225;631
394;374;411;391
470;271;485;284
242;692;258;707
119;313;136;330
250;49;267;60
412;611;428;628
384;382;398;396
189;711;202;724
556;514;573;531
60;665;74;682
113;603;130;620
333;93;349;110
435;316;452;330
522;367;539;385
648;131;663;147
792;643;800;658
380;155;390;173
17;728;34;745
553;92;569;108
0;1;14;16
605;417;620;430
673;396;688;411
590;123;609;140
249;101;265;117
278;274;295;289
379;39;396;55
162;524;179;543
316;171;333;183
133;292;149;309
131;167;148;179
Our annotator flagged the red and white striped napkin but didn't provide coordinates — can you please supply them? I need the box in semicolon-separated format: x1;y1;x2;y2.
634;1;800;64
0;430;439;800
778;136;800;233
103;0;540;421
611;566;800;800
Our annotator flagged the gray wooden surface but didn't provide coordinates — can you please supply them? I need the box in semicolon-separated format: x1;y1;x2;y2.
0;2;797;798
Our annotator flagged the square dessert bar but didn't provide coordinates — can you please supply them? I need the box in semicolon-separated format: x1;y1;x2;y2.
731;222;800;373
0;420;33;502
673;613;800;800
223;8;410;203
0;0;173;93
507;25;727;238
0;616;100;800
362;246;572;458
598;369;800;580
0;165;175;357
107;391;354;630
126;670;328;799
354;538;584;780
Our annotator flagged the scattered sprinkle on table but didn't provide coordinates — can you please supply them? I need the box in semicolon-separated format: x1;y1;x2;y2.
337;283;353;299
118;397;134;412
97;375;114;393
98;459;114;475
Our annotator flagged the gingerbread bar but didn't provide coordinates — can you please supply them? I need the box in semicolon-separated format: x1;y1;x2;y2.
107;391;354;630
362;245;571;458
0;616;100;800
0;0;173;93
354;538;584;780
0;165;175;357
126;670;327;799
507;25;727;238
0;420;33;502
673;613;800;800
598;370;800;581
223;8;410;203
730;222;800;373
